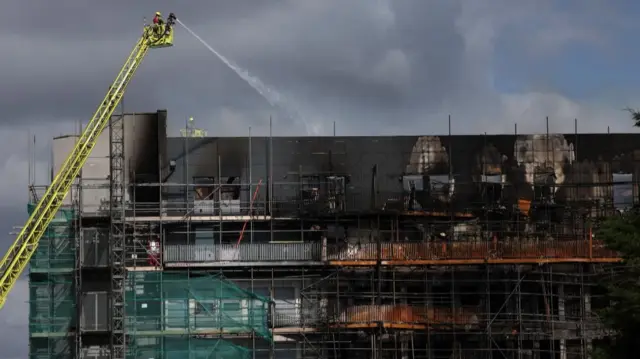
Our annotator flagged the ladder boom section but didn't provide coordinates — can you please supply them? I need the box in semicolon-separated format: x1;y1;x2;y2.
0;17;175;309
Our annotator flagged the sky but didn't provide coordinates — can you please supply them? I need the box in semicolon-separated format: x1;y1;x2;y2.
1;0;640;357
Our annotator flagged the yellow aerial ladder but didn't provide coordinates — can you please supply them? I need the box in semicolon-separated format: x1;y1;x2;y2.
0;12;177;309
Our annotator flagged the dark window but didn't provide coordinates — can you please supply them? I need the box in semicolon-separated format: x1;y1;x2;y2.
193;177;215;200
613;172;633;211
402;175;424;191
195;300;217;315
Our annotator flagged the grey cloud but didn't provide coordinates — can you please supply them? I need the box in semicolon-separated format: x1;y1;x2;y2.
0;0;286;129
0;1;479;131
1;0;280;41
0;34;271;129
2;0;633;134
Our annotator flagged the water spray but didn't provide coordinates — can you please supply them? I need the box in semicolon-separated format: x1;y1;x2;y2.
176;19;314;134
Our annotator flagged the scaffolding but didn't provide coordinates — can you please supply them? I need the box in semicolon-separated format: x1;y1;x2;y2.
128;337;251;359
29;273;75;334
27;202;77;359
28;124;639;359
125;271;272;357
30;337;74;359
27;203;75;272
281;264;608;359
126;128;623;359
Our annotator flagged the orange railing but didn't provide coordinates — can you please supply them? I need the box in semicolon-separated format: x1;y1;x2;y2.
327;239;620;265
332;305;479;330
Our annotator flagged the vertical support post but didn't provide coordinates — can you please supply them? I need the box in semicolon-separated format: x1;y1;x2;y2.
109;112;126;359
425;269;432;359
517;266;523;359
375;215;382;305
75;125;84;359
269;117;274;243
451;266;457;356
549;266;557;358
248;127;253;242
584;277;593;359
558;283;566;359
574;118;579;205
27;130;31;203
589;226;593;259
184;117;190;215
579;264;586;359
486;265;492;359
448;115;453;212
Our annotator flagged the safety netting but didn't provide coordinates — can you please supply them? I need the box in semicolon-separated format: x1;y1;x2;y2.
126;271;273;341
28;202;77;359
128;336;251;359
28;273;75;334
29;337;72;359
27;203;76;271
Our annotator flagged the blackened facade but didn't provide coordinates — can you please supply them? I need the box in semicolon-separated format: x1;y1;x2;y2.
31;123;629;359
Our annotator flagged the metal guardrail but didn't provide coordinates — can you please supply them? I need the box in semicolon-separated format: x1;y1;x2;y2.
164;242;324;263
326;240;618;261
162;239;617;265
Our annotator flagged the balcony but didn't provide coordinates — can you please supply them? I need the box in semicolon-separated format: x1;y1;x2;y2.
331;305;480;330
164;242;324;267
327;305;607;337
326;239;620;265
161;238;619;268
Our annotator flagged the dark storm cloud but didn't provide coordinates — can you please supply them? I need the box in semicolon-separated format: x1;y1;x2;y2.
0;32;272;129
2;0;630;134
1;0;485;132
0;0;280;40
0;0;291;129
214;1;475;119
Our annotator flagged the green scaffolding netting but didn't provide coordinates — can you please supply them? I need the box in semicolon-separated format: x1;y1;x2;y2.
29;337;72;359
128;337;251;359
27;203;75;271
126;271;273;341
26;199;270;358
29;274;75;334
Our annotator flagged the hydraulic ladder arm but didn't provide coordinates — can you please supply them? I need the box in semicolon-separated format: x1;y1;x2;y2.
0;13;177;309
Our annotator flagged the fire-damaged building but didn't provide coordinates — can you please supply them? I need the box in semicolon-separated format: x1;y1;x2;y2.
29;113;626;359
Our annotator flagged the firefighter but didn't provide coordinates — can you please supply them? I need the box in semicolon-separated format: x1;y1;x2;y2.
153;12;164;25
152;12;164;35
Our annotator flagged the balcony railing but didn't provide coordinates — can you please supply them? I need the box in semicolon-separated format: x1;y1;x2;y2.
327;305;608;335
331;305;480;329
327;239;619;263
160;239;619;267
164;242;324;266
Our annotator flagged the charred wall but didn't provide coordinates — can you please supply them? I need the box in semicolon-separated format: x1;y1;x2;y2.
161;133;640;216
51;110;166;215
124;110;167;210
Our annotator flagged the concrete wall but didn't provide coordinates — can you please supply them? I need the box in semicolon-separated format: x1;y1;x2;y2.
123;110;167;208
52;110;167;215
